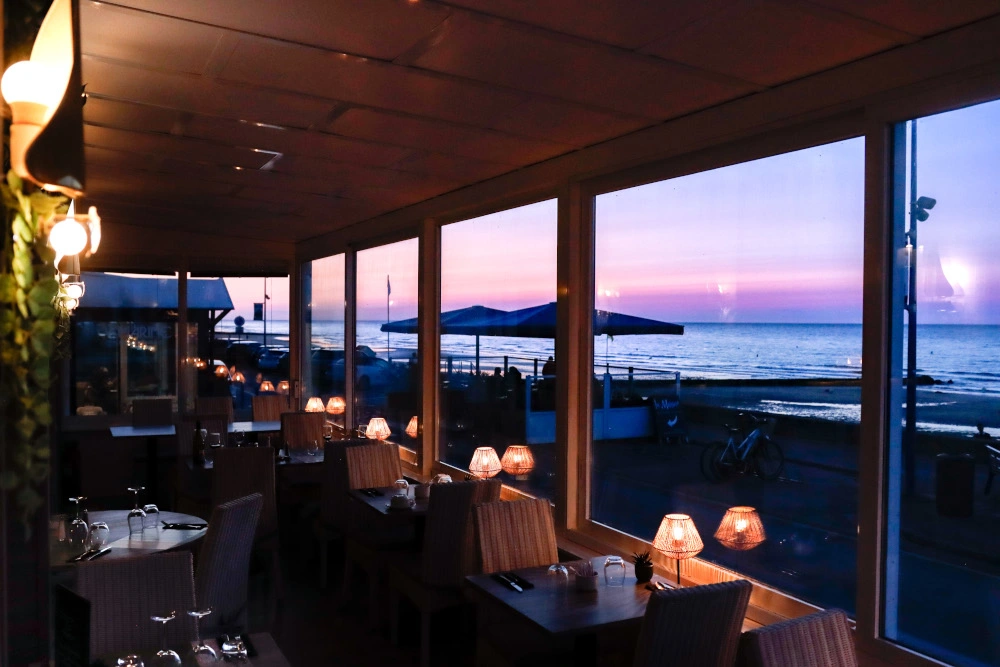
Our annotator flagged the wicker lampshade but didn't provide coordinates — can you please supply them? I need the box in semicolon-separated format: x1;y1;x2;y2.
405;416;419;438
653;514;703;560
258;380;275;393
714;506;766;551
232;371;246;384
469;447;502;479
500;445;535;476
365;417;391;441
304;396;325;412
214;364;229;378
326;396;345;415
277;380;291;395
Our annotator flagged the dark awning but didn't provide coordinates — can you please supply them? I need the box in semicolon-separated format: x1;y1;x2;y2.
78;272;234;310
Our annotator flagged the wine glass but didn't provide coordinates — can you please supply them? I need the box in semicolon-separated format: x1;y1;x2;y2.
306;439;320;456
116;655;144;667
142;504;160;531
151;611;181;664
187;607;217;660
127;487;146;534
86;522;110;551
68;498;89;545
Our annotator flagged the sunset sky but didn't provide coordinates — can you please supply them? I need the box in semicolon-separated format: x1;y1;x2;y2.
232;99;1000;326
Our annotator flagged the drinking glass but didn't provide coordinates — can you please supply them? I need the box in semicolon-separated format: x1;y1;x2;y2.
116;655;144;667
546;563;569;584
306;439;320;456
187;607;216;660
86;522;110;550
393;479;409;496
207;432;221;448
68;498;89;545
127;487;146;534
604;555;626;586
233;429;246;447
142;504;160;531
151;611;181;664
323;422;334;442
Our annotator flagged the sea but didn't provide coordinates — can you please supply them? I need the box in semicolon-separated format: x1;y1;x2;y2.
217;320;1000;398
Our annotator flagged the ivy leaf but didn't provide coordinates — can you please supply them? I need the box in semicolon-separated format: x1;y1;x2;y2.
32;401;51;425
32;318;55;337
0;274;15;302
16;415;36;441
12;253;34;289
12;215;32;243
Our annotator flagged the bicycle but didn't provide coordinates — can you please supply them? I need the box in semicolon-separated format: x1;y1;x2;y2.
700;413;785;482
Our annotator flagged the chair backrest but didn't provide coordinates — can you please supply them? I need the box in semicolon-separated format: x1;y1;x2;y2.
195;493;263;634
632;579;753;667
421;479;502;587
196;396;234;423
76;551;196;659
320;439;367;531
252;394;289;421
474;498;557;574
737;609;857;667
212;447;277;538
131;397;173;427
281;411;325;450
344;442;402;490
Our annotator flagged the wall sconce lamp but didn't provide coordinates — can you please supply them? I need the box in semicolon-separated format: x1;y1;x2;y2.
1;0;86;197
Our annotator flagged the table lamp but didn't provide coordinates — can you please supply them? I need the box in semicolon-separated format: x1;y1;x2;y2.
714;506;765;551
469;446;501;479
653;513;703;585
500;445;534;479
365;417;391;441
232;371;245;384
405;416;419;438
277;380;290;395
259;380;275;393
326;396;345;415
304;396;325;412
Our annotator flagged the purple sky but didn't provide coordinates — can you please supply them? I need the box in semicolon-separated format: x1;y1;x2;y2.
280;98;1000;326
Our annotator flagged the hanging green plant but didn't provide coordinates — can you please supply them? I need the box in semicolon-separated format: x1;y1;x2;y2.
0;170;68;535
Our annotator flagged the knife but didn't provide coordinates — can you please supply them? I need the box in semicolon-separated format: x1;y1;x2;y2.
85;547;111;561
67;548;98;563
492;573;523;593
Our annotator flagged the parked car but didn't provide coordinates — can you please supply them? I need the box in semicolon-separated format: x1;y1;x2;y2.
331;353;401;390
311;348;346;389
226;341;261;364
257;348;289;372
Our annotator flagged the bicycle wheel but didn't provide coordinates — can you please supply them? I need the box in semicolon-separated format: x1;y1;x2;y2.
753;437;785;480
701;442;732;482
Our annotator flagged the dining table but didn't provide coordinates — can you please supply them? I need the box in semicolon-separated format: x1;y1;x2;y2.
50;509;207;574
92;632;291;666
464;556;672;666
109;420;281;502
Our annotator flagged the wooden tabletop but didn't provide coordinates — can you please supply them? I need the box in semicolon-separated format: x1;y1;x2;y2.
348;485;430;517
193;447;324;470
465;556;672;637
50;510;207;571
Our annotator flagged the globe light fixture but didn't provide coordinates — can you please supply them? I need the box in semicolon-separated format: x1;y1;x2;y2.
468;447;502;479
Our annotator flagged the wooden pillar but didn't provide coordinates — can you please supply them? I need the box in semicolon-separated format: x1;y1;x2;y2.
418;218;440;476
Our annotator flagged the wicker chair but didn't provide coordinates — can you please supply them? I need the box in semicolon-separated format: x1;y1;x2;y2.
76;551;197;660
474;498;558;573
388;479;502;667
281;411;325;450
131;397;173;426
252;394;289;422
738;609;857;667
195;493;263;635
195;396;234;423
632;579;753;667
341;442;406;625
316;438;367;588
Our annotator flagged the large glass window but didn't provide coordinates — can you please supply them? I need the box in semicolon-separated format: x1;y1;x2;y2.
356;240;420;457
439;200;557;498
592;139;864;610
303;255;346;432
886;100;1000;667
71;272;179;416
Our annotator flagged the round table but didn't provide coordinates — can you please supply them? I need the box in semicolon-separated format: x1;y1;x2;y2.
51;509;207;571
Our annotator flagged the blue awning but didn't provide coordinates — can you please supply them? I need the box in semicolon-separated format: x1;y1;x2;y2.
78;272;234;310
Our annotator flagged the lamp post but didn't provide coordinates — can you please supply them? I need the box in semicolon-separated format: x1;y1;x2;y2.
904;121;936;497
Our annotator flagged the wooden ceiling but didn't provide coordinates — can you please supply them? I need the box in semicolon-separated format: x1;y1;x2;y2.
76;0;1000;243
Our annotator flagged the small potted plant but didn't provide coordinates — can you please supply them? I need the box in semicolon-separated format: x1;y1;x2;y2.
633;551;654;584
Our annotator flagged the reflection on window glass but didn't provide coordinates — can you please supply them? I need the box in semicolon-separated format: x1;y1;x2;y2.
303;255;346;435
71;272;179;416
593;140;864;611
206;276;290;421
357;240;420;457
887;101;1000;667
439;200;557;498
